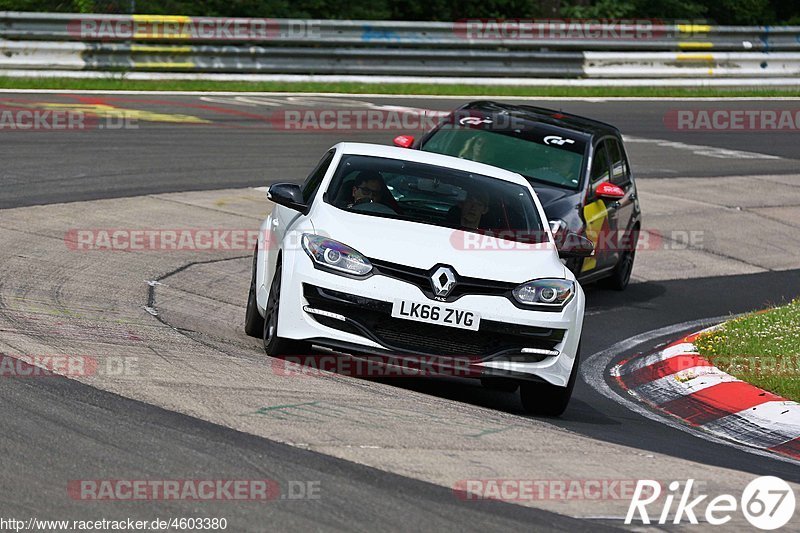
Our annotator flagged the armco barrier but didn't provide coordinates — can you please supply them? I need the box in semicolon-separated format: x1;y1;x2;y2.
584;51;800;78
0;41;585;77
1;12;799;79
2;12;800;51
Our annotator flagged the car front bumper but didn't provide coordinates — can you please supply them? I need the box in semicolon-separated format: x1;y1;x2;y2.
274;250;584;387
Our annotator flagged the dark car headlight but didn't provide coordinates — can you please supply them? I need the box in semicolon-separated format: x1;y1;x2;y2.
512;279;575;307
301;234;372;276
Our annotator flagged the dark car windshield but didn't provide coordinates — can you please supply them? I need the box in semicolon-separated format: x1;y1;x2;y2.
325;154;545;243
420;123;586;190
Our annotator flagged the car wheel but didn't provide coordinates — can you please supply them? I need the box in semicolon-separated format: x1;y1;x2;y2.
262;262;306;356
480;377;519;393
604;248;635;291
519;345;579;417
244;246;265;338
602;227;638;291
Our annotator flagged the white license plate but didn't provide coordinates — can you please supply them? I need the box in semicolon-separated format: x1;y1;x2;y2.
391;300;480;331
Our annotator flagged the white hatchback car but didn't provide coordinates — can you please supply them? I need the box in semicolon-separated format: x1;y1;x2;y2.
245;143;593;416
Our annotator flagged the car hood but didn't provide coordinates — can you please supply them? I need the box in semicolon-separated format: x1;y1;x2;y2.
311;207;565;284
525;182;584;225
531;183;574;207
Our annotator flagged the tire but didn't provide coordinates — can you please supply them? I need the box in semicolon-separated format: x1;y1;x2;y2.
244;246;265;338
480;377;519;393
519;345;579;417
602;226;638;291
262;262;306;356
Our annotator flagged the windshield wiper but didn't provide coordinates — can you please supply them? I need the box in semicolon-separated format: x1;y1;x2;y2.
521;174;574;190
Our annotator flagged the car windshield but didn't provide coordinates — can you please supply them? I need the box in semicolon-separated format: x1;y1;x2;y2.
420;123;585;190
325;154;546;243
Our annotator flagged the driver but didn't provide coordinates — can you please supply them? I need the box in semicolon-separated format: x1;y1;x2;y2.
346;170;399;214
533;151;576;186
347;171;385;208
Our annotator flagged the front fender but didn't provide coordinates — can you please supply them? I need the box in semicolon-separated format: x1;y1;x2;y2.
256;208;314;312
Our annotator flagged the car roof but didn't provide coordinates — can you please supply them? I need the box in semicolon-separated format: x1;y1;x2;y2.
335;142;532;189
457;100;621;139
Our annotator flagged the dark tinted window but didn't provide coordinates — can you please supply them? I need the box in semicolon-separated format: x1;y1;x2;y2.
302;150;335;203
420;123;586;190
607;138;630;185
590;141;610;184
325;155;545;243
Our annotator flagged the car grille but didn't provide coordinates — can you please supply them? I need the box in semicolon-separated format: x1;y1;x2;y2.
369;258;515;302
303;284;563;358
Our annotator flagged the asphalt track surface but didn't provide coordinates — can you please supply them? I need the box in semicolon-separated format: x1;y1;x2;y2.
3;94;800;209
0;363;612;532
2;92;800;530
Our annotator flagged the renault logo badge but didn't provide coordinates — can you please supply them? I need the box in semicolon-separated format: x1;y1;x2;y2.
430;266;457;298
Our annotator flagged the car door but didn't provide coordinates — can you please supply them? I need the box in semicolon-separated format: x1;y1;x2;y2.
607;137;637;255
581;138;618;274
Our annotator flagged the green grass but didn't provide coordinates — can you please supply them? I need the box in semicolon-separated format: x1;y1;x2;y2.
697;299;800;402
1;76;799;97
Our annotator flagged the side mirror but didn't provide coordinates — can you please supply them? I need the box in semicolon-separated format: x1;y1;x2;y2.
557;232;595;258
393;134;415;148
595;182;625;200
267;183;308;214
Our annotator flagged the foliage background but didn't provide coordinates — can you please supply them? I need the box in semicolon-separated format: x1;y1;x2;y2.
0;0;797;25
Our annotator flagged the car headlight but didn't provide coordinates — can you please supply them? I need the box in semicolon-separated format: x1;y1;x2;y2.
301;234;372;276
512;279;575;307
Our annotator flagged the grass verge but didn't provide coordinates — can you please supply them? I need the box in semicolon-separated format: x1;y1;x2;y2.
697;299;800;402
0;77;799;97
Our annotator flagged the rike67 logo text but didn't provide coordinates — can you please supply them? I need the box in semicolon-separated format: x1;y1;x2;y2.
626;477;795;530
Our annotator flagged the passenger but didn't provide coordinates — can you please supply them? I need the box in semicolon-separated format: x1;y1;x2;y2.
458;136;490;164
446;190;491;230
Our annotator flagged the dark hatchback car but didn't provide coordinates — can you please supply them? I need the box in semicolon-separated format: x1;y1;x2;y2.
393;101;642;290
